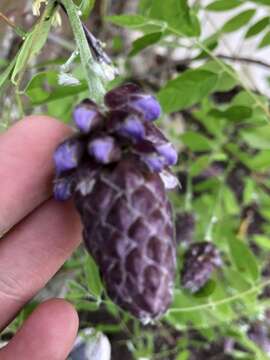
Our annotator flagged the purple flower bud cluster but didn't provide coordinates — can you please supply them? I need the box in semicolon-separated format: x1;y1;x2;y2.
181;242;222;293
53;83;178;200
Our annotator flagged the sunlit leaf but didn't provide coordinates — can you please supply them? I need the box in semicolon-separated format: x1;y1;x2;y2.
158;69;218;113
222;9;256;33
206;0;242;11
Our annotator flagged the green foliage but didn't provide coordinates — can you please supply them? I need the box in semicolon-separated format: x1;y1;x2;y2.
222;9;256;33
158;69;218;113
79;0;95;20
206;0;242;11
148;0;200;36
245;17;269;38
129;32;163;57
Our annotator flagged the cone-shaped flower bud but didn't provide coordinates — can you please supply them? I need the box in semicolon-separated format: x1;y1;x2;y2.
88;136;121;164
117;114;145;141
181;242;222;293
54;138;83;173
156;143;178;166
73;99;103;133
53;83;178;321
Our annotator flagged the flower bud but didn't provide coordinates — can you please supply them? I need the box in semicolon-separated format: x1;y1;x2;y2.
105;84;161;122
54;138;83;173
105;83;141;108
117;114;145;141
88;136;121;164
156;142;178;166
141;153;166;172
130;94;161;122
181;242;222;293
73;100;103;133
53;175;74;201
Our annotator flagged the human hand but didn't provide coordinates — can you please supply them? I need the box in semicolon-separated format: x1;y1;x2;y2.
0;116;82;359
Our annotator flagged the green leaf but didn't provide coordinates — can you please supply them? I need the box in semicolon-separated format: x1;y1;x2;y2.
139;0;153;14
241;125;270;149
12;4;54;85
245;17;269;38
206;0;242;11
0;57;17;95
106;14;151;28
84;254;103;299
228;237;259;283
259;30;270;48
180;132;214;152
253;235;270;250
129;32;162;57
200;60;237;92
209;105;252;121
222;186;239;215
190;155;211;176
149;0;200;36
251;0;270;5
222;9;256;33
176;351;190;360
194;280;216;298
158;69;218;113
80;0;95;20
25;71;88;105
195;34;219;59
249;150;270;170
243;178;256;204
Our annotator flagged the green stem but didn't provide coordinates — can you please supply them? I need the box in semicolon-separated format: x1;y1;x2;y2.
15;90;25;118
168;277;270;314
60;0;106;104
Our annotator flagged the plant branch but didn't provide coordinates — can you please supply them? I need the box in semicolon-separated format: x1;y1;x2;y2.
216;54;270;70
59;0;106;104
0;12;26;38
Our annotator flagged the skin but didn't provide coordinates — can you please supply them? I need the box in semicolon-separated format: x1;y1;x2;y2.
0;116;82;359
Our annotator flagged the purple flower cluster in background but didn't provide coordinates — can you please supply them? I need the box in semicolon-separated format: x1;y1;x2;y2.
53;83;178;200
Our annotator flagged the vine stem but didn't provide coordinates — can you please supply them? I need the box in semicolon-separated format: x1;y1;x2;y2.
167;277;270;314
60;0;106;104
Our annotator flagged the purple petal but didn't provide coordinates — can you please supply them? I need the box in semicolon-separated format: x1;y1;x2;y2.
117;115;145;141
156;143;178;166
54;139;83;173
130;95;161;122
73;100;103;133
53;176;73;201
141;153;166;172
88;136;121;164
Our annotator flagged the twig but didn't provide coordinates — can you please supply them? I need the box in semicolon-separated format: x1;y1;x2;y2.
174;54;270;71
0;12;26;38
216;54;270;70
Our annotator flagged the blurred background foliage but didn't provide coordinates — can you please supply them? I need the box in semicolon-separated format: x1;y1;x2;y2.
1;0;270;359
